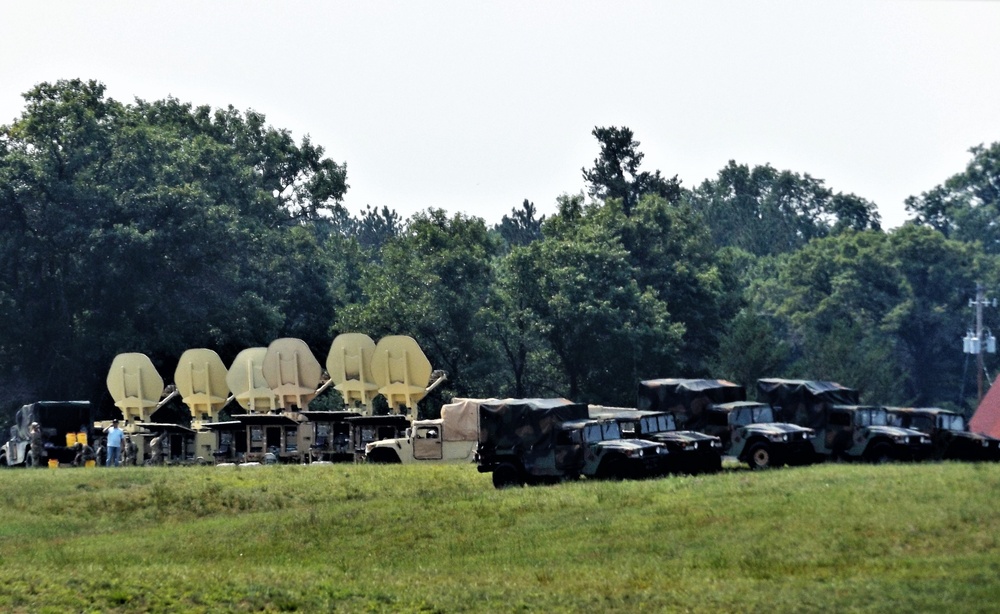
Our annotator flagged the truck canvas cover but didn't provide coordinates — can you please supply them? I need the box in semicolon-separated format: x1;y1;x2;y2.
757;378;860;428
637;378;745;428
440;398;493;441
478;398;588;454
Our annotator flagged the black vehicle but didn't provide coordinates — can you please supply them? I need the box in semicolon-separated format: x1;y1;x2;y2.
476;398;666;488
0;401;93;467
757;379;933;462
887;407;1000;462
589;406;723;474
702;401;816;469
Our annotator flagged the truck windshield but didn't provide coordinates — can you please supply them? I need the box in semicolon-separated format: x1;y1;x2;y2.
855;408;888;427
752;406;774;422
937;413;965;432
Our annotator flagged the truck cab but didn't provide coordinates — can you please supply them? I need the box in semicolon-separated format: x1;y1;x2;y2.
818;405;932;462
589;406;723;474
558;418;668;480
886;407;1000;461
703;401;816;469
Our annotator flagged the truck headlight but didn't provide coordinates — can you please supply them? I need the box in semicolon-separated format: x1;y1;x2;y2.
711;440;722;448
920;437;931;445
767;434;788;443
657;446;670;455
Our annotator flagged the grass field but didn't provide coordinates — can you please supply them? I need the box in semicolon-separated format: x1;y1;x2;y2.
1;460;999;613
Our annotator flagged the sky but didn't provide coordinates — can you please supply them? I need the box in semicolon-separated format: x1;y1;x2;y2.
2;1;999;229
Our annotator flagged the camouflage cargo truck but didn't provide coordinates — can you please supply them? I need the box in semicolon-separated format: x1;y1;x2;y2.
637;378;744;428
1;401;93;467
702;401;816;469
758;379;933;462
588;406;723;474
886;407;1000;462
476;398;666;488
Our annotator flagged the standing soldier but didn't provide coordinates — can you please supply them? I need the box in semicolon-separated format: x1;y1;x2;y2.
95;438;107;467
123;435;138;466
28;422;44;467
149;432;164;465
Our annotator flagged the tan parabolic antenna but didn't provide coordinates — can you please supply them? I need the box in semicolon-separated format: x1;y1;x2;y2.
326;333;379;413
370;335;433;412
262;338;322;410
174;348;230;423
227;347;281;413
106;353;165;423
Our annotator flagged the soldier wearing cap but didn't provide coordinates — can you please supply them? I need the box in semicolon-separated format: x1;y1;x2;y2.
28;422;43;468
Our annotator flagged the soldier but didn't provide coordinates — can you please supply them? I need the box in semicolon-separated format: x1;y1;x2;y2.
95;438;107;467
149;432;164;465
72;442;96;467
28;422;43;468
123;435;138;466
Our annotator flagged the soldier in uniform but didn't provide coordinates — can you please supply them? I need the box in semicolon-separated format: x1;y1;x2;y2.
122;435;138;466
95;438;107;467
28;422;43;468
72;442;96;467
149;432;165;465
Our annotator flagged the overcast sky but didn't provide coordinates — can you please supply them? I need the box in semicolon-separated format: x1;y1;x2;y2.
3;1;999;229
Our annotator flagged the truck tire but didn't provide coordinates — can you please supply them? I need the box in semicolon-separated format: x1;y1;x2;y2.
865;442;894;464
0;452;6;467
747;442;774;470
492;463;524;489
366;449;401;464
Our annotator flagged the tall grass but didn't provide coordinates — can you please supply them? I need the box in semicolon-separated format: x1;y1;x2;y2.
1;462;999;612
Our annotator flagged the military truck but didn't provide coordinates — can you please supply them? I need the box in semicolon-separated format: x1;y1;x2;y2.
701;401;816;469
886;407;1000;462
637;378;744;427
365;398;483;464
757;379;933;462
476;398;666;488
588;406;723;474
1;401;93;467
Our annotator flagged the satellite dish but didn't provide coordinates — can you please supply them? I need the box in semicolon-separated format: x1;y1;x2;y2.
227;347;281;413
370;335;433;412
174;348;230;423
106;353;165;423
262;338;322;410
326;333;379;412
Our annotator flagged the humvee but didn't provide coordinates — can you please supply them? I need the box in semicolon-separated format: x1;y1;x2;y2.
365;398;482;464
476;398;667;488
757;379;932;462
886;407;1000;462
588;406;723;474
702;401;816;469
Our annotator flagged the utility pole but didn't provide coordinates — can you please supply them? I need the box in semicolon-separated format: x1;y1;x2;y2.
964;283;996;404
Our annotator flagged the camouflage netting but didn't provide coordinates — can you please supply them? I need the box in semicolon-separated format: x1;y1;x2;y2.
637;379;745;429
478;398;588;472
756;378;859;429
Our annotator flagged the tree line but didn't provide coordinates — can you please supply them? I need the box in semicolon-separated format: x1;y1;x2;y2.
1;79;998;421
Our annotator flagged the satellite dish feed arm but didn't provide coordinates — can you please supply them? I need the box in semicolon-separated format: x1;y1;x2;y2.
425;370;448;395
154;386;180;413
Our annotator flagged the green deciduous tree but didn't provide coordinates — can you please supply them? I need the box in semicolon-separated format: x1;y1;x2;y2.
688;161;881;256
905;142;1000;253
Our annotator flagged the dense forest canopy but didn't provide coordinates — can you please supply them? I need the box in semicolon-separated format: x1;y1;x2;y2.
2;79;999;422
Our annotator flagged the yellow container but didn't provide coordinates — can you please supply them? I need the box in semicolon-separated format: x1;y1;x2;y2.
48;459;59;469
84;459;96;468
77;432;88;446
66;432;77;447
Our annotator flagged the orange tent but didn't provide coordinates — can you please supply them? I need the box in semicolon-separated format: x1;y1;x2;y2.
970;374;1000;438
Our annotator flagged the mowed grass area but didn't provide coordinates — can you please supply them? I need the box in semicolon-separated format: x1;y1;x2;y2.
1;462;999;613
